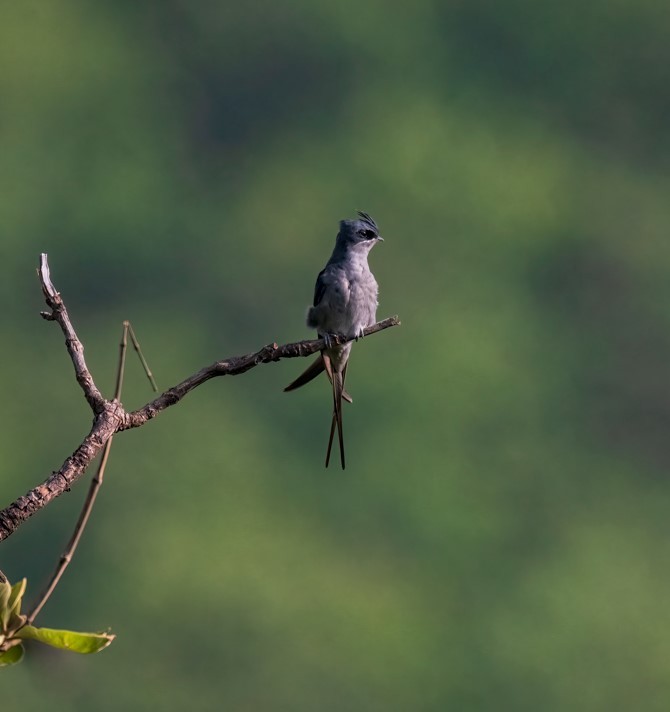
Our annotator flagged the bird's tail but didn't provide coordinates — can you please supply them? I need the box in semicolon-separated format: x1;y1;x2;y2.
324;358;346;470
284;354;353;403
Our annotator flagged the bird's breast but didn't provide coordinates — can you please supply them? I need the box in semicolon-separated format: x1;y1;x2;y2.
312;260;378;338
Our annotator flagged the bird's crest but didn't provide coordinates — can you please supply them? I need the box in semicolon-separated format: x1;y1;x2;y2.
357;211;378;231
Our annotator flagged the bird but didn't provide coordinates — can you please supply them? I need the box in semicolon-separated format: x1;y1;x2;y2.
284;211;383;469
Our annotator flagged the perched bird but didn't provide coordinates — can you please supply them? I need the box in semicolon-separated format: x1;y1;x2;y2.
284;211;383;469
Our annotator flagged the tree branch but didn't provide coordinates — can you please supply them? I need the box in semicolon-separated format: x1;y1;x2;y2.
26;321;156;624
121;315;399;430
0;255;400;542
0;403;125;542
38;254;105;413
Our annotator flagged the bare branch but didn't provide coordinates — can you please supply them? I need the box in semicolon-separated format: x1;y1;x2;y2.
0;256;400;542
121;316;400;430
26;321;151;624
0;402;124;541
37;254;105;413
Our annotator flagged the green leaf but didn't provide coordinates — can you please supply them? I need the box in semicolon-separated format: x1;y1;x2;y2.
0;642;24;667
8;579;26;613
7;579;27;629
16;625;115;654
0;581;12;631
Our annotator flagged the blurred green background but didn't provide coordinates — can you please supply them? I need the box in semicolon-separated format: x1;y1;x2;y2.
2;0;670;709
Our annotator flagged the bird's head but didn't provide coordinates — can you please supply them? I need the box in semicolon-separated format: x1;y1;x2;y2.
336;211;384;252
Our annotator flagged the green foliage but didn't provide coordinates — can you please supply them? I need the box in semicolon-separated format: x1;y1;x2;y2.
16;625;114;654
0;578;114;666
0;579;27;641
0;644;24;667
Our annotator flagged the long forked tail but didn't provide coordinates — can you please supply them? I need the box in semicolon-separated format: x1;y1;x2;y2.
324;358;346;469
284;354;353;403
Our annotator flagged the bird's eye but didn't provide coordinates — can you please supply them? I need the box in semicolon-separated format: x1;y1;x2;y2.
357;228;376;239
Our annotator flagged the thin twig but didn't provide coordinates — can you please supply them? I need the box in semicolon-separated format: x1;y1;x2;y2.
26;437;113;624
113;321;129;401
127;322;158;392
0;255;400;542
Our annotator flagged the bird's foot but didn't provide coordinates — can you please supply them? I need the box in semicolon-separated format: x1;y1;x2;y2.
354;326;365;342
323;332;337;349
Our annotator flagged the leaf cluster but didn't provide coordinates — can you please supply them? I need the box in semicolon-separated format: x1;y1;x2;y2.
0;578;114;667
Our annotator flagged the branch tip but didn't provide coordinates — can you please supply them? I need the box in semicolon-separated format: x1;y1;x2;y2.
38;253;59;300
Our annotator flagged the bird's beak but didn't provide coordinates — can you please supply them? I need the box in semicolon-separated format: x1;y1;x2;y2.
376;236;384;242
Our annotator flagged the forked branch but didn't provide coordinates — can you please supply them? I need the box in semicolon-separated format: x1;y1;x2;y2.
26;320;156;624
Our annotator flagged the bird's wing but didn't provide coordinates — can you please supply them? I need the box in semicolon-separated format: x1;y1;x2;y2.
313;268;328;307
284;355;325;392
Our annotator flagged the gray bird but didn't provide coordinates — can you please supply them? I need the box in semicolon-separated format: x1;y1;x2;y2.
284;211;383;469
